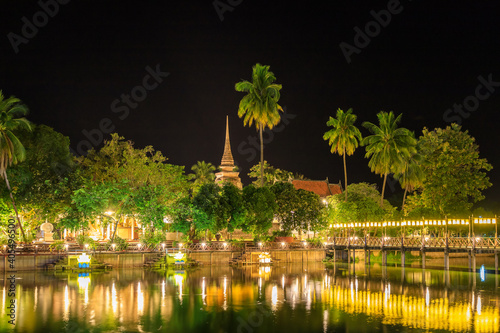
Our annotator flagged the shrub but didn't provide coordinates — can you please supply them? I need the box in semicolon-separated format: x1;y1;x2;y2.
106;235;128;251
139;231;166;250
76;235;96;250
49;240;66;252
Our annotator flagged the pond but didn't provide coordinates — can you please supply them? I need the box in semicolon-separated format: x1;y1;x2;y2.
1;262;499;332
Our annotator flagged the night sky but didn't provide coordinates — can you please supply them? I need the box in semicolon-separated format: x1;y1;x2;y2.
1;1;499;208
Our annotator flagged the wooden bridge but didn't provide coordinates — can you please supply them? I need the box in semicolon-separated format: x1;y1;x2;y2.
328;235;500;272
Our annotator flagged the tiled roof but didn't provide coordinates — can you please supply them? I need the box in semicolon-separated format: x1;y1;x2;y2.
292;180;342;197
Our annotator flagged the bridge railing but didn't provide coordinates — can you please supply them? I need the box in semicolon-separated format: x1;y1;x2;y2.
331;236;500;250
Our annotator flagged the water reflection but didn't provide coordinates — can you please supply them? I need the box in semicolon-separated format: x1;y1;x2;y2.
0;263;499;332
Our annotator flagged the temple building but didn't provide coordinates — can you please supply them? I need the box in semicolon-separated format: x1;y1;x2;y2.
292;178;342;203
215;116;243;189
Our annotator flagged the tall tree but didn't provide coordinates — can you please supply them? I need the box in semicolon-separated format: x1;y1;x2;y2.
4;125;76;225
68;134;189;241
0;91;31;242
188;161;216;192
323;108;362;201
361;111;416;206
242;185;276;237
405;124;492;218
235;63;283;187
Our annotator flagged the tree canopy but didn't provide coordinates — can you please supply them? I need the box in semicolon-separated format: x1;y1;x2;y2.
405;124;492;218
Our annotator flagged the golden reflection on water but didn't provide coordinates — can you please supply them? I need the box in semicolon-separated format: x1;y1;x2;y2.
1;264;499;332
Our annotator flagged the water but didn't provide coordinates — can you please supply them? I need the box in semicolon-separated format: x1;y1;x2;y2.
1;262;499;332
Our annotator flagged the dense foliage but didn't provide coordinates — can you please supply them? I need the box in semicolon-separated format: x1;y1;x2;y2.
405;124;492;218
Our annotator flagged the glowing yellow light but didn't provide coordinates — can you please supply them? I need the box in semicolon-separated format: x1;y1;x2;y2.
258;252;272;263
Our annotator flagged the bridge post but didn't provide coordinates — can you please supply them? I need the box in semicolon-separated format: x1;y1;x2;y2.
421;250;426;269
347;236;351;264
401;233;405;267
364;234;369;265
381;236;387;266
468;251;472;272
352;248;355;264
472;250;476;273
495;250;498;274
495;215;498;274
444;251;449;271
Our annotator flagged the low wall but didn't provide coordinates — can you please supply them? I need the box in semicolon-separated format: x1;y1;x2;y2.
189;251;242;265
1;249;327;271
190;249;325;265
0;254;64;272
0;252;160;272
93;253;158;267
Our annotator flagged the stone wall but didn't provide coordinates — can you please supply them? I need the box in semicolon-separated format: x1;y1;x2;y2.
190;249;325;265
0;249;326;271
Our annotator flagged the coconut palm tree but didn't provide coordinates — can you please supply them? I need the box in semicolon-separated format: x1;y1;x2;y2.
323;108;362;201
0;91;31;242
188;161;216;189
361;111;416;206
235;63;283;187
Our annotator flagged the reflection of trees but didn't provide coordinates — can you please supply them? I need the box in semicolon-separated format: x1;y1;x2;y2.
4;265;500;332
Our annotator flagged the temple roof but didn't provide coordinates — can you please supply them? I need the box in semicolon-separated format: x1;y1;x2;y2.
292;179;342;198
221;115;235;167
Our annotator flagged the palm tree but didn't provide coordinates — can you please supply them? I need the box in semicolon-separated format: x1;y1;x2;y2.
361;111;416;206
0;91;31;242
395;150;424;211
235;63;283;187
188;161;216;188
323;108;362;201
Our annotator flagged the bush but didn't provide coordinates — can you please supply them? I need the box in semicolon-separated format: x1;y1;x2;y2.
76;235;96;250
107;235;129;251
49;240;66;252
307;237;324;247
139;231;166;250
272;230;292;238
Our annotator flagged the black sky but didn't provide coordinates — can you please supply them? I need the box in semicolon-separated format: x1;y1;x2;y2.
1;1;499;208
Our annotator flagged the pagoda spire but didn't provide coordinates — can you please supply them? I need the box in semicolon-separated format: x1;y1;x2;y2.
215;115;242;189
221;115;235;166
